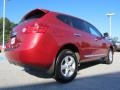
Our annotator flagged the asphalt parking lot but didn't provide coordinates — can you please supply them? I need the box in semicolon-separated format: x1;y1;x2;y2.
0;52;120;90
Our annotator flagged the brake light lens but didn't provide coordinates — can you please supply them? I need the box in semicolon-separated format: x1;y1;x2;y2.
22;23;49;33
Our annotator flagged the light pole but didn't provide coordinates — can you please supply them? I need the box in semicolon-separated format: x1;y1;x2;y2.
2;0;6;52
106;12;115;37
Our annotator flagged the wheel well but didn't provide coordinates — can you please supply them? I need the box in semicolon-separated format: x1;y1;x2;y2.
56;44;80;64
59;44;79;53
48;44;80;75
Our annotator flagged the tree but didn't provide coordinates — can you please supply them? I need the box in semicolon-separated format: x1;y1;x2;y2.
0;17;16;43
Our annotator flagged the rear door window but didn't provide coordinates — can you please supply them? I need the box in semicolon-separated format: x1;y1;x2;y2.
69;17;89;33
57;14;70;25
70;17;84;30
57;14;90;33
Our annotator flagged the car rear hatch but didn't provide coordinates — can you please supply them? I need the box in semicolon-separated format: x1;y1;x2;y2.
8;9;49;49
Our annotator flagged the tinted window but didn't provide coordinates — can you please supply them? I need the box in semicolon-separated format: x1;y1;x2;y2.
69;17;89;33
22;10;46;22
57;15;70;25
70;17;84;30
57;14;89;33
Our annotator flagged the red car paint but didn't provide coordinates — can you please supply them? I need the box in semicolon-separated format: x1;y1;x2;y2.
5;8;112;73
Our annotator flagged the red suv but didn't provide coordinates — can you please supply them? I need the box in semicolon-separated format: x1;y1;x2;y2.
5;9;114;83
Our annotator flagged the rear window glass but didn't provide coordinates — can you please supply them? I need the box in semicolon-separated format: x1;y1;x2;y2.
21;10;46;22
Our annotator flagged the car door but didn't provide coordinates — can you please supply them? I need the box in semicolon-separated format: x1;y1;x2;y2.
86;23;108;58
68;17;98;61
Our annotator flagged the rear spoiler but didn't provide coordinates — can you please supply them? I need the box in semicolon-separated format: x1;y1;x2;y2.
21;8;49;22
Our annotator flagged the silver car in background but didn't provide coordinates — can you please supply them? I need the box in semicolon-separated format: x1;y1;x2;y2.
114;42;120;51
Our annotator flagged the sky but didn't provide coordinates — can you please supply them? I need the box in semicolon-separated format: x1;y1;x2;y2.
0;0;120;40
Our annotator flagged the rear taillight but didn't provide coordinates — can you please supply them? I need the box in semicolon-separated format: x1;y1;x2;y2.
22;23;49;33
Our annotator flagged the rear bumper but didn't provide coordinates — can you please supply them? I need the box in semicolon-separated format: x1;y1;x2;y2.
5;46;51;70
5;47;56;74
5;33;57;72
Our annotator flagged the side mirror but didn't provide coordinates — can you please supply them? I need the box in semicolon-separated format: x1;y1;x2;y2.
103;32;109;37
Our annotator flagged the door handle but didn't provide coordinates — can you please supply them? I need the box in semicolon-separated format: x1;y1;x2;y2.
74;33;81;37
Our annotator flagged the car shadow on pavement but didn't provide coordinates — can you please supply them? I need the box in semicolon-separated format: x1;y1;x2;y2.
24;60;101;79
24;68;53;78
0;72;120;90
78;60;101;70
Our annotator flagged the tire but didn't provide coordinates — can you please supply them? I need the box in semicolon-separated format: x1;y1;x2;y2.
55;49;78;83
103;49;113;64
